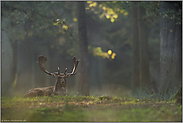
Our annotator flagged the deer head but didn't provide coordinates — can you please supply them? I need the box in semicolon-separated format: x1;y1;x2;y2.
37;55;80;96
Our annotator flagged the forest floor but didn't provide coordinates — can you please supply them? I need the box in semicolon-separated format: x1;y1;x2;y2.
1;95;182;122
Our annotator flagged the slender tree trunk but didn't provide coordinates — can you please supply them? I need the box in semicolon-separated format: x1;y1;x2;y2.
77;1;90;96
31;50;35;88
138;6;150;89
160;2;182;93
131;2;140;90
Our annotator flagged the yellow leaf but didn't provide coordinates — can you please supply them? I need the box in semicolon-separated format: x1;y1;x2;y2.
53;22;59;26
92;2;97;7
62;25;68;30
89;4;93;7
107;8;114;15
85;7;90;9
102;6;106;11
124;12;128;16
120;10;124;13
113;14;118;18
87;1;92;4
99;4;103;8
111;53;116;59
73;18;77;22
108;50;112;55
106;14;110;19
111;18;115;23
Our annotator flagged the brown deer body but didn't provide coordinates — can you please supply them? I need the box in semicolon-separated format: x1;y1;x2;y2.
24;55;79;97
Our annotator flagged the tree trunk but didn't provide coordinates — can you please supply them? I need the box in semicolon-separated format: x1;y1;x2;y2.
77;1;90;96
31;49;35;88
160;2;182;93
1;31;14;97
131;2;140;90
138;6;150;89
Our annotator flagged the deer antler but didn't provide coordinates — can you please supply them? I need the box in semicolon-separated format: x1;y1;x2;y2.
65;56;80;77
37;55;79;78
37;55;54;76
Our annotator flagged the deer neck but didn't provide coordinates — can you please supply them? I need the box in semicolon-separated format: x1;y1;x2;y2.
53;79;67;96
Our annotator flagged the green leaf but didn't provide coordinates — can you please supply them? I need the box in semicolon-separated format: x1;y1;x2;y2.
111;18;115;22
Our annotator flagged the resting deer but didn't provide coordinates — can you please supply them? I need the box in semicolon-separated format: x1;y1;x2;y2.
24;55;79;97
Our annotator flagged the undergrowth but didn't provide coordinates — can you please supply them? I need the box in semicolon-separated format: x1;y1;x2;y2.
132;86;179;100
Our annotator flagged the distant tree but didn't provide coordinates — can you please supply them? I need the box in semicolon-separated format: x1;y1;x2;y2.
131;2;151;91
159;2;182;93
131;2;140;90
138;6;150;89
77;2;90;96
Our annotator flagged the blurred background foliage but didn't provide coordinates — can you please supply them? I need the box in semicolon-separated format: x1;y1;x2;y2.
1;1;181;97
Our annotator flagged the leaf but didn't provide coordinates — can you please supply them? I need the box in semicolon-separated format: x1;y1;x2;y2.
120;10;124;13
102;6;107;11
87;1;92;4
105;14;110;19
113;14;118;19
99;4;103;8
62;25;68;30
111;53;116;59
53;22;59;26
89;2;97;7
73;18;77;22
107;8;114;15
92;2;97;7
111;18;115;23
124;12;128;16
108;50;112;55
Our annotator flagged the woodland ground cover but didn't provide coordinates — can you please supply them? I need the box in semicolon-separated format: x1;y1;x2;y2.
1;95;182;122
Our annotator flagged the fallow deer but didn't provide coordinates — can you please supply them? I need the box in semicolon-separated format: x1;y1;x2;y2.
24;55;79;97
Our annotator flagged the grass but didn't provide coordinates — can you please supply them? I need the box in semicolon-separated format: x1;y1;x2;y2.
1;95;182;122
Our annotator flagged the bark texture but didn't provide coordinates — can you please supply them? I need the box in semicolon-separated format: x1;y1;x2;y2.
77;1;90;96
131;2;140;90
138;6;150;89
160;2;182;93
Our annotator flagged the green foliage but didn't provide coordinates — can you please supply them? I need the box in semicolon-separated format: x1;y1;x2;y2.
138;1;160;26
88;46;116;59
86;1;129;23
139;1;182;26
1;96;182;122
2;1;78;56
160;2;182;25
